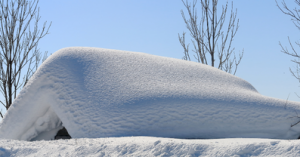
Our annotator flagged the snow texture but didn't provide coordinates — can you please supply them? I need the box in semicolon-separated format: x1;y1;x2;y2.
1;137;300;156
0;47;300;141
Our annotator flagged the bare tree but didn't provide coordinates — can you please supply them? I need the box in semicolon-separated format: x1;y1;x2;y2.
276;0;300;84
0;0;50;118
179;0;243;75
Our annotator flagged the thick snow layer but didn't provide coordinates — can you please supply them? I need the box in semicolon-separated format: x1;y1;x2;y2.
1;137;300;156
1;47;300;141
21;107;63;141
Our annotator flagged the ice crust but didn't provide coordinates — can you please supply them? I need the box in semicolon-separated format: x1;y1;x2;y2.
0;47;300;141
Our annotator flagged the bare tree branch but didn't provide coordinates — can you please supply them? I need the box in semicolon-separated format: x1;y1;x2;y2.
179;0;243;75
277;0;300;127
178;32;191;61
0;0;50;115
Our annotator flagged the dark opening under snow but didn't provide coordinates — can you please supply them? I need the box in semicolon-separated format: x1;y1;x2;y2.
0;47;300;141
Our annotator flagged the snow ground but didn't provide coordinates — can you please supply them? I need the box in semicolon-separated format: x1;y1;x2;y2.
0;137;300;157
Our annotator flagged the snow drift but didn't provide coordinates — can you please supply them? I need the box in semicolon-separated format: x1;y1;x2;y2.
1;137;300;157
0;47;300;141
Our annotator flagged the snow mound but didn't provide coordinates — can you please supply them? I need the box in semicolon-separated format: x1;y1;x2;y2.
1;137;300;156
0;47;300;141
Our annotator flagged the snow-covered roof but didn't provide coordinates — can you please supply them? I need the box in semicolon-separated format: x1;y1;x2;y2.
0;47;300;141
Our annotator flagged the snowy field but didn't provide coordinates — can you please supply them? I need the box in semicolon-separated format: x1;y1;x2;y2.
0;137;300;156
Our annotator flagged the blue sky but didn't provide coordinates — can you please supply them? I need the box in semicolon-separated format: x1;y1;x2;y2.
34;0;300;102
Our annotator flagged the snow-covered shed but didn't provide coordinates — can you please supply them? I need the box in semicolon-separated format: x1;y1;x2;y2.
0;47;300;141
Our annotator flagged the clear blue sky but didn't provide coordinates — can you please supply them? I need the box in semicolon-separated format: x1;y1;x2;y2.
35;0;299;102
